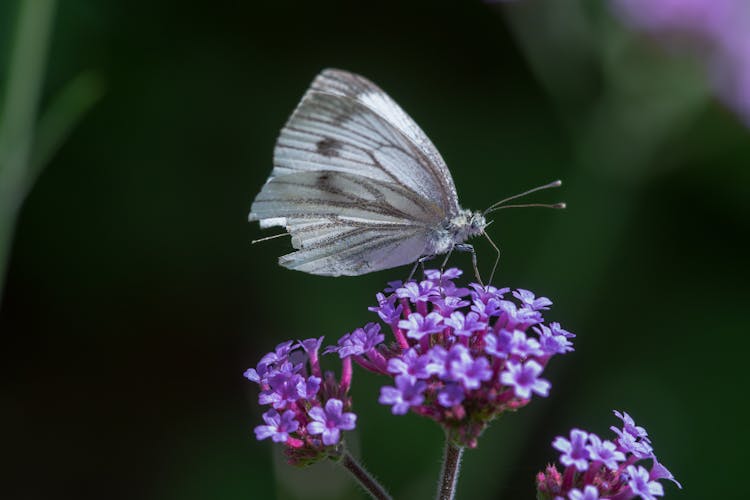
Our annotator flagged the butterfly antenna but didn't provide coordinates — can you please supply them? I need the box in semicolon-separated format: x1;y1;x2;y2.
483;180;563;215
486;202;566;213
251;232;290;244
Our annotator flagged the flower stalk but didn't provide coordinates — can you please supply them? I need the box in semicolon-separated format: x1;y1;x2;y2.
437;437;464;500
339;451;392;500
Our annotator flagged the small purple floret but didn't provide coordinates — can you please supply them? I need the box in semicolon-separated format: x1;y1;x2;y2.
398;312;444;340
396;280;439;303
299;336;323;355
259;371;305;408
254;409;299;443
613;410;650;440
299;376;321;400
330;323;385;358
553;429;592;472
651;458;683;489
484;331;512;359
259;340;295;366
451;352;492;390
379;375;427;414
441;344;472;381
507;329;543;358
245;340;298;384
495;300;543;331
306;398;357;446
501;360;550;399
444;311;487;337
550;321;575;339
586;433;625;470
432;295;471;314
243;367;263;384
626;464;665;500
568;485;600;500
536;324;575;355
513;288;553;310
438;383;465;407
611;410;654;459
469;283;510;304
424;268;463;281
368;293;403;325
387;348;433;380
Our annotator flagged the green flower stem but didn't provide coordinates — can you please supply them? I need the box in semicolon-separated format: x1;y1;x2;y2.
437;437;464;500
0;0;56;304
0;1;101;307
339;450;392;500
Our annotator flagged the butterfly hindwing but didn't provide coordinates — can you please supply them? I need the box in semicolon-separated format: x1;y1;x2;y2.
250;170;435;276
279;224;429;276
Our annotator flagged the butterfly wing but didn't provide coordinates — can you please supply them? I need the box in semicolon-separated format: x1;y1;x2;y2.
251;171;438;276
282;68;459;212
249;69;459;276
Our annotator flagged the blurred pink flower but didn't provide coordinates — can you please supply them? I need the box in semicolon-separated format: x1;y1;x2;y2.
613;0;750;125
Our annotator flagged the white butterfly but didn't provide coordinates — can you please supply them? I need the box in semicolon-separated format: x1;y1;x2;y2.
249;69;563;281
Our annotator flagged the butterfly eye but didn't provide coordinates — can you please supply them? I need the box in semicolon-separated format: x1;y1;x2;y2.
470;215;484;229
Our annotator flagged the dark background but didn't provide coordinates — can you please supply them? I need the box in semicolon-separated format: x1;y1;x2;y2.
1;1;748;498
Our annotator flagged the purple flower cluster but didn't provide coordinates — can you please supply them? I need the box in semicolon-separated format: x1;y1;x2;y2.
536;411;681;500
245;338;357;465
325;268;574;447
612;0;750;125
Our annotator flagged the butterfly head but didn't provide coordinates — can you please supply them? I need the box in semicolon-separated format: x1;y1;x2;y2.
468;211;487;236
448;209;487;244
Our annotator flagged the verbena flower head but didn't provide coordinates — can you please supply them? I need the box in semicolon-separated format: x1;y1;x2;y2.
327;268;574;448
612;0;750;125
536;410;682;500
245;337;356;466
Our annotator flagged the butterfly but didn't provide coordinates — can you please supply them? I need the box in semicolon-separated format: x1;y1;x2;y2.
249;69;563;282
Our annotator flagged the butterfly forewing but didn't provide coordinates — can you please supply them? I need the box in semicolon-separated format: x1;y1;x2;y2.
309;69;459;209
250;69;461;276
273;92;446;210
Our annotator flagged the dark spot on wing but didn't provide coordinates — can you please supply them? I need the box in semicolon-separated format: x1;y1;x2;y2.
315;172;333;191
316;138;342;157
329;96;358;125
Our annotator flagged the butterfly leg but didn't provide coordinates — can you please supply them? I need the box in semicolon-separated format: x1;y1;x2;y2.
433;247;457;295
407;255;435;282
454;244;483;286
484;231;501;285
439;247;454;275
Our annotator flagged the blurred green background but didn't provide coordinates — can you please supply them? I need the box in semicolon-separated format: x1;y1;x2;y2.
1;1;748;498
